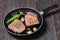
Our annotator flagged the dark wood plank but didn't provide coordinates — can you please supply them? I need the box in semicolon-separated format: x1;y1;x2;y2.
51;0;60;40
35;0;58;40
53;12;60;40
0;0;35;40
52;0;60;39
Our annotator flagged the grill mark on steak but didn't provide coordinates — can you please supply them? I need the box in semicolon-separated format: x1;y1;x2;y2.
25;12;39;27
8;19;25;33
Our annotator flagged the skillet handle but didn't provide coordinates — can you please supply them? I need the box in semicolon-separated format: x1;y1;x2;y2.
39;4;59;15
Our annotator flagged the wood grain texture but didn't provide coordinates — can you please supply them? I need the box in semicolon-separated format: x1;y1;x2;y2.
35;0;57;40
0;0;60;40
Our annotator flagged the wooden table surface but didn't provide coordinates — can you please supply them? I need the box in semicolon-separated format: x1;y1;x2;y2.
0;0;60;40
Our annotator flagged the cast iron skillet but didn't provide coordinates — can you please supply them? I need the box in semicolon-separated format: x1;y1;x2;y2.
4;4;59;36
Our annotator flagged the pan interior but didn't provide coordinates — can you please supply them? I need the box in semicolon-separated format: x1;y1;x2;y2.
4;8;43;36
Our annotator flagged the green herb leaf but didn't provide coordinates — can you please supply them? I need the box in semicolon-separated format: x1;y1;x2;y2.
6;14;20;24
20;11;23;15
13;23;18;28
19;10;25;15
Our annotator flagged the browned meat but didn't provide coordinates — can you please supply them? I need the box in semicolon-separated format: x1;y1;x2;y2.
25;12;39;27
8;19;25;33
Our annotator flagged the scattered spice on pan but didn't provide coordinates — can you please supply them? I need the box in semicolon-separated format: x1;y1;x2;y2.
27;30;32;34
20;17;24;22
27;28;30;30
33;27;37;32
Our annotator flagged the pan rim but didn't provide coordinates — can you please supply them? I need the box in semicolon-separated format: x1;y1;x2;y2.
3;7;43;36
